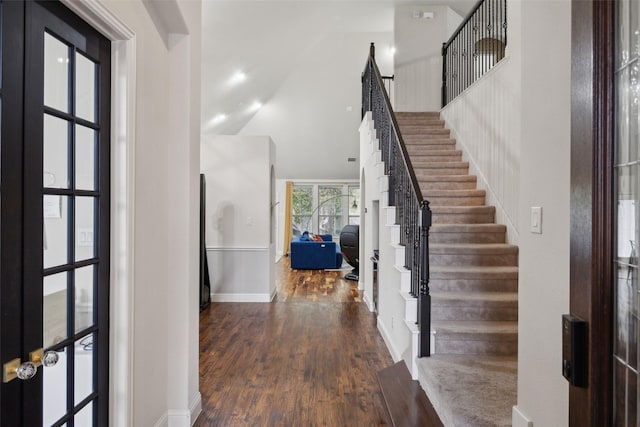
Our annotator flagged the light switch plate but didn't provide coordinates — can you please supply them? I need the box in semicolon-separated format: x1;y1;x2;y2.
530;206;542;234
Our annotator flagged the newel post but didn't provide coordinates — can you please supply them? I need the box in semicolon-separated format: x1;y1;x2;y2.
418;201;432;357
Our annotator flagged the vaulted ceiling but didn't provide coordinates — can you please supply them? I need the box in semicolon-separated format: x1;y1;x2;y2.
200;1;473;179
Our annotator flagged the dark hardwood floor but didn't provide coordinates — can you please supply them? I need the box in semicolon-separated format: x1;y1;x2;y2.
195;257;394;426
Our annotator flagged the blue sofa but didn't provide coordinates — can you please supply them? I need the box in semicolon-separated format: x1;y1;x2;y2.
290;234;343;269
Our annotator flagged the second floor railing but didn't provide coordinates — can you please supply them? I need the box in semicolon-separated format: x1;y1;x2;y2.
362;43;432;358
442;0;507;106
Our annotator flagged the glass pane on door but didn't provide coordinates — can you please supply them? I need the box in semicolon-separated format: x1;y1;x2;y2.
44;33;69;113
43;272;68;348
614;0;640;423
43;346;68;426
75;53;96;123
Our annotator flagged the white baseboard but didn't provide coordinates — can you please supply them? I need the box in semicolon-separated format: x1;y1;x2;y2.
211;292;274;303
167;410;189;427
363;293;375;313
377;317;402;362
190;391;202;426
151;393;201;427
153;413;168;427
512;406;534;427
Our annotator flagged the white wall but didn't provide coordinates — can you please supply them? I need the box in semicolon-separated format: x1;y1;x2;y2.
201;135;276;301
359;113;410;364
440;0;571;425
514;0;571;425
239;31;393;180
394;5;462;111
440;57;521;244
75;0;203;425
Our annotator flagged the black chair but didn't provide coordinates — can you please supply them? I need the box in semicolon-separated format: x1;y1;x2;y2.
339;225;359;281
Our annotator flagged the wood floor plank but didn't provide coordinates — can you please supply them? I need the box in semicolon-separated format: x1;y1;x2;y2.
195;258;393;426
377;362;444;427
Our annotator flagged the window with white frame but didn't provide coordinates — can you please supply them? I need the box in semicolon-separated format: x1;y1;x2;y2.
292;183;360;239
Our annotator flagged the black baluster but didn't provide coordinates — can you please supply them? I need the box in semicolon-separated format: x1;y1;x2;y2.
418;201;432;357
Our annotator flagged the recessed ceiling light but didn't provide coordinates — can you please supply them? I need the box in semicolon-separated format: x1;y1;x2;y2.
208;114;227;126
388;46;397;56
230;71;246;85
249;101;263;112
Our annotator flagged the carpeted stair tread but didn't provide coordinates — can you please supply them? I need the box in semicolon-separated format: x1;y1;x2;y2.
401;127;449;134
413;161;468;168
407;147;461;156
431;223;506;233
422;189;486;197
421;190;486;206
430;265;519;279
432;291;517;303
432;320;518;336
417;355;516;427
431;206;495;214
430;243;518;254
418;175;476;182
395;111;441;119
402;137;455;145
398;123;446;130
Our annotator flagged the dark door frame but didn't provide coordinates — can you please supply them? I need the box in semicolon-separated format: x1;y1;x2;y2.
0;1;111;425
569;0;614;425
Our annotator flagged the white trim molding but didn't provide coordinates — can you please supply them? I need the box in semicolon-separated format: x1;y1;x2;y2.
60;1;137;425
211;290;277;303
377;318;402;362
512;406;534;427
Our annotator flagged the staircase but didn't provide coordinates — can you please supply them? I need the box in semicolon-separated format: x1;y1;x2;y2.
395;112;518;426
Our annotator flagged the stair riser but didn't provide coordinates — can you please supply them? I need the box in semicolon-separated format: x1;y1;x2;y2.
432;306;518;321
400;124;446;131
432;212;495;224
414;167;470;176
430;232;506;244
405;144;456;151
404;139;456;147
429;279;518;293
401;129;451;137
396;112;441;119
434;338;517;356
425;196;486;206
430;253;518;267
410;154;463;163
420;181;477;191
397;119;444;126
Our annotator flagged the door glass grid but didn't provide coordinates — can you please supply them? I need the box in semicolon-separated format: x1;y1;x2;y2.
42;29;100;426
614;0;640;424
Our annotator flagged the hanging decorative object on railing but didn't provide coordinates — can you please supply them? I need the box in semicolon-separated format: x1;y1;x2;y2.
361;43;432;358
441;0;507;106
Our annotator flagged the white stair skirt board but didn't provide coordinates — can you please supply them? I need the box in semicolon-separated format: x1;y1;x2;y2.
389;224;401;244
377;317;403;363
403;320;419;380
379;173;389;192
512;406;534;427
392;243;405;265
400;291;417;321
385;206;396;226
394;265;411;293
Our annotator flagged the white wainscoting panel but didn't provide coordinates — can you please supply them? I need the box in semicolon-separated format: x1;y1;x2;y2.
206;247;275;302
